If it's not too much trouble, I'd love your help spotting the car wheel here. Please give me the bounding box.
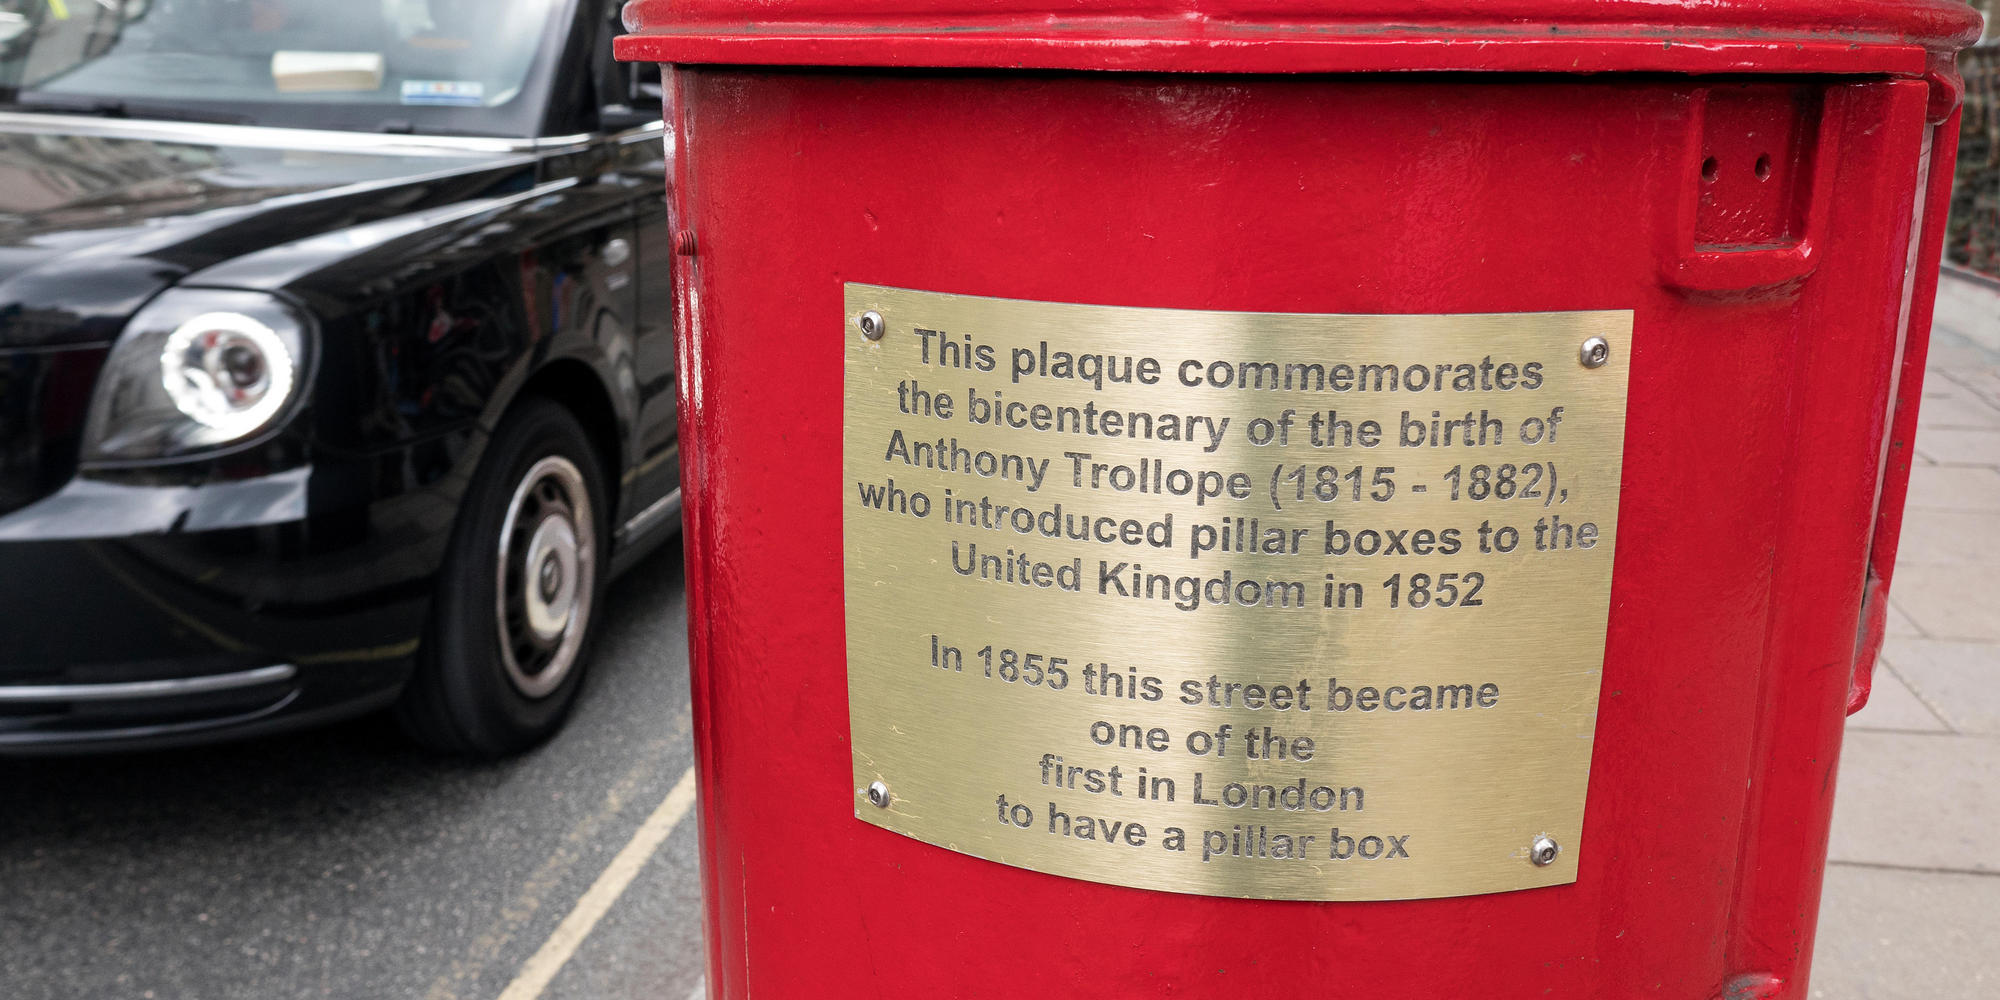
[398,398,609,756]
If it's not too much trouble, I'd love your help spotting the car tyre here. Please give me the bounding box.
[398,398,609,756]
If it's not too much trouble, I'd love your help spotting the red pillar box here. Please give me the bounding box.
[618,3,1980,997]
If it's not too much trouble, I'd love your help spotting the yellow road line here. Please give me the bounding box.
[495,767,698,1000]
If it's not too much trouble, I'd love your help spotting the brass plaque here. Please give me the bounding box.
[843,284,1630,901]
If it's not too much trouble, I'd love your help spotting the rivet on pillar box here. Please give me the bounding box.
[617,3,1982,998]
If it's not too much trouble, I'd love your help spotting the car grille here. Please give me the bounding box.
[0,345,107,518]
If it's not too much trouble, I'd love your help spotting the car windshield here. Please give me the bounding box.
[0,0,569,136]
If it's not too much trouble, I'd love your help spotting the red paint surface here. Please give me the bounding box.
[627,3,1973,996]
[617,0,1982,75]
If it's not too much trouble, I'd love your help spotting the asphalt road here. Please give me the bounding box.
[0,541,703,1000]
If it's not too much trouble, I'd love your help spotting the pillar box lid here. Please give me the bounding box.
[616,0,1983,76]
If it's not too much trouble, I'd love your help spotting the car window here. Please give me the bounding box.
[0,0,573,135]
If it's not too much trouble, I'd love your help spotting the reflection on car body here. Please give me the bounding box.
[0,0,679,754]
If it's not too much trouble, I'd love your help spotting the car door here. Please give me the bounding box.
[591,1,679,543]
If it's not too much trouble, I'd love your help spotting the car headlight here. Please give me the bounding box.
[84,290,313,462]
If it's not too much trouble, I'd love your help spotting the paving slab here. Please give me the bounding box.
[1916,380,2000,430]
[1892,511,2000,566]
[1931,271,2000,353]
[1883,599,1926,637]
[1913,427,2000,466]
[1880,564,2000,641]
[1903,465,2000,513]
[1878,637,2000,736]
[1924,338,2000,376]
[1827,730,2000,873]
[1809,865,2000,1000]
[1848,663,1950,733]
[1938,365,2000,411]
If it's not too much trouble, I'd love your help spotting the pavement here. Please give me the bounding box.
[1811,269,2000,1000]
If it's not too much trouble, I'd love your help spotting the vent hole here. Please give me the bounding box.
[1701,156,1719,182]
[1754,154,1772,180]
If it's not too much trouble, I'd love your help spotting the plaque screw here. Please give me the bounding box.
[1530,834,1561,866]
[866,780,891,808]
[858,311,886,341]
[1579,336,1610,369]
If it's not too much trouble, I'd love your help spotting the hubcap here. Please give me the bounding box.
[495,456,595,699]
[522,515,579,643]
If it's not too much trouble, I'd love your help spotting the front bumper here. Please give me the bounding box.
[0,466,447,752]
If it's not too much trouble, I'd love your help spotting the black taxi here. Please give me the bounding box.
[0,0,678,754]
